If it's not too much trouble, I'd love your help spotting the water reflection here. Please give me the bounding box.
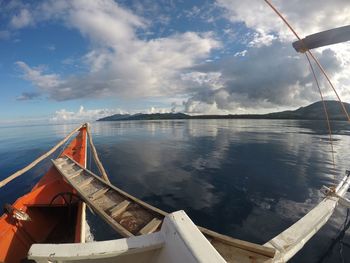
[89,120,350,262]
[0,119,349,262]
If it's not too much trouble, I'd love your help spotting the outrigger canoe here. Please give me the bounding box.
[0,125,88,263]
[0,124,277,262]
[2,1,350,261]
[0,123,350,263]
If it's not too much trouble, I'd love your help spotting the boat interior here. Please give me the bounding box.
[0,128,87,263]
[1,204,80,262]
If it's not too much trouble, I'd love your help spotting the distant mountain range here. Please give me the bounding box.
[97,100,350,121]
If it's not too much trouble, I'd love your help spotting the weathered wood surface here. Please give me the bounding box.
[199,226,275,259]
[139,218,162,235]
[52,156,164,237]
[52,155,275,262]
[293,25,350,53]
[109,200,130,217]
[86,123,110,183]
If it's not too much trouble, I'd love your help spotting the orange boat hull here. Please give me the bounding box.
[0,126,87,263]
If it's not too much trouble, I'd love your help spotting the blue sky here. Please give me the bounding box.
[1,0,350,123]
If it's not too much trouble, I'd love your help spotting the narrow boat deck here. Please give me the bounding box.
[52,155,276,262]
[52,156,166,237]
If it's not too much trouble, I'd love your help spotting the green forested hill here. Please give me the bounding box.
[98,101,350,121]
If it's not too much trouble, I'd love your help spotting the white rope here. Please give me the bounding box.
[0,123,84,189]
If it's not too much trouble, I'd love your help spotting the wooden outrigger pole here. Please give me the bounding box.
[262,1,350,261]
[265,172,350,262]
[0,123,110,189]
[0,124,85,189]
[293,25,350,53]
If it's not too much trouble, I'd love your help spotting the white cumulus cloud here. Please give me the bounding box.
[9,0,350,114]
[178,0,350,113]
[14,0,220,102]
[10,9,33,28]
[50,106,126,122]
[16,61,62,90]
[216,0,350,42]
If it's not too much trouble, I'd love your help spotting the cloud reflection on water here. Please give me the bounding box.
[0,120,345,261]
[88,120,350,261]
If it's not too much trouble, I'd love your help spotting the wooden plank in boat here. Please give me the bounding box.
[52,157,159,237]
[211,239,271,263]
[69,169,84,179]
[199,226,275,258]
[52,155,276,262]
[109,200,130,218]
[61,162,75,169]
[52,157,134,237]
[54,156,167,217]
[55,157,67,164]
[139,218,162,235]
[79,177,94,188]
[89,188,109,201]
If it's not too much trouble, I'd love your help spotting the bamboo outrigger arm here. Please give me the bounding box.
[0,123,111,189]
[85,123,110,183]
[0,123,85,189]
[293,25,350,53]
[265,171,350,262]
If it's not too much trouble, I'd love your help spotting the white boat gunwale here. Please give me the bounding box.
[51,155,277,262]
[265,172,350,262]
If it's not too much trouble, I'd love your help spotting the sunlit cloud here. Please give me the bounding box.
[50,105,127,122]
[4,0,350,116]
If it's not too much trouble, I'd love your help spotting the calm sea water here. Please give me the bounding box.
[1,119,350,262]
